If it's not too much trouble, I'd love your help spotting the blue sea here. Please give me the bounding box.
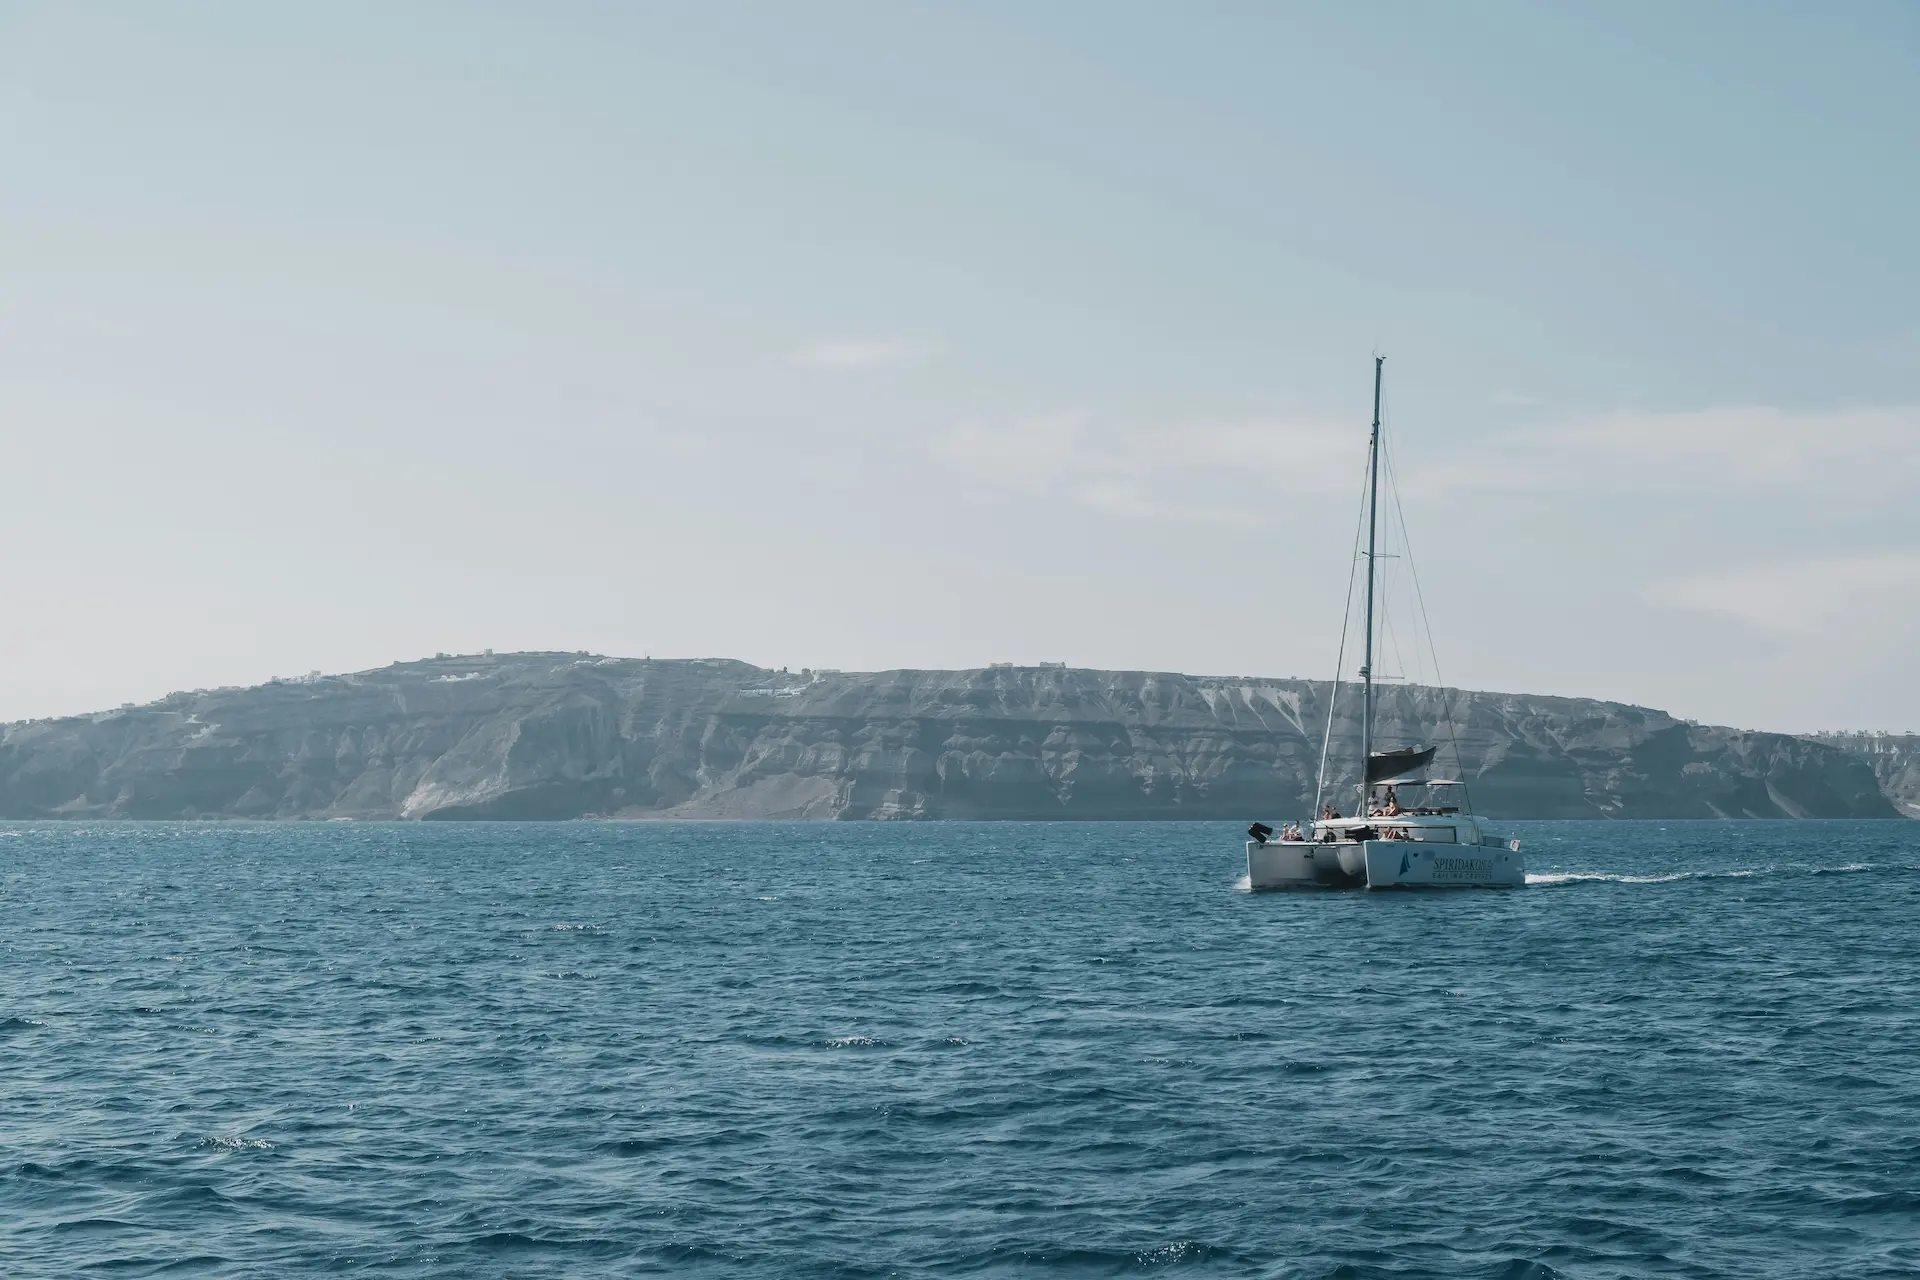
[3,821,1917,1278]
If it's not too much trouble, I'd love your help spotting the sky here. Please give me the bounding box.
[1,1,1916,732]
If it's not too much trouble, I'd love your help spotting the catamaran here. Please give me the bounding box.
[1246,358,1524,890]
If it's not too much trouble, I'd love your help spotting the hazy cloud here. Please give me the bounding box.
[1546,404,1918,489]
[1409,403,1920,497]
[787,339,927,370]
[932,411,1089,491]
[931,412,1361,526]
[1650,549,1920,635]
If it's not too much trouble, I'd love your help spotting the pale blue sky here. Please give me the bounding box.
[2,2,1916,730]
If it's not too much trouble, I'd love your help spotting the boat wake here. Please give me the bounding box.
[1527,863,1894,887]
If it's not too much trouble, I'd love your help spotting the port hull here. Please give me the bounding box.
[1246,840,1365,889]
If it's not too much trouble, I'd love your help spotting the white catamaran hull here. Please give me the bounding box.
[1362,841,1523,888]
[1246,840,1366,890]
[1247,839,1523,890]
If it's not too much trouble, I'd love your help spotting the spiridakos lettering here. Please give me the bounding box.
[1433,856,1491,879]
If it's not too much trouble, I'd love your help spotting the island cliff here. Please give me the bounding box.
[1801,733,1920,817]
[0,654,1901,821]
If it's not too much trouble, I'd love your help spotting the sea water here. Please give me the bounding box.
[2,820,1916,1278]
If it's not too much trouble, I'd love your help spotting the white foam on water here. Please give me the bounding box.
[205,1135,273,1151]
[1530,871,1674,885]
[1525,864,1894,887]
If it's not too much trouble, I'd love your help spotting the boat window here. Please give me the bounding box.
[1408,826,1457,843]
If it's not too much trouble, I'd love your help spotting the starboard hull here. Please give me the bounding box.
[1362,840,1524,888]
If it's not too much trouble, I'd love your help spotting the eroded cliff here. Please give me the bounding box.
[1802,733,1920,817]
[0,654,1901,821]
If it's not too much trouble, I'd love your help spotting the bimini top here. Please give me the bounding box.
[1365,745,1437,782]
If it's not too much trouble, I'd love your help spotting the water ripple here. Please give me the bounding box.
[2,819,1917,1276]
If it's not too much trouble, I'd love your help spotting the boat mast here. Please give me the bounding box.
[1360,356,1383,813]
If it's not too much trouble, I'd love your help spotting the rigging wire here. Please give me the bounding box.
[1313,425,1377,817]
[1373,421,1416,689]
[1379,554,1411,689]
[1379,424,1475,817]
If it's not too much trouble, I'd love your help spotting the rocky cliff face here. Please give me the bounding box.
[1802,733,1920,817]
[0,654,1902,821]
